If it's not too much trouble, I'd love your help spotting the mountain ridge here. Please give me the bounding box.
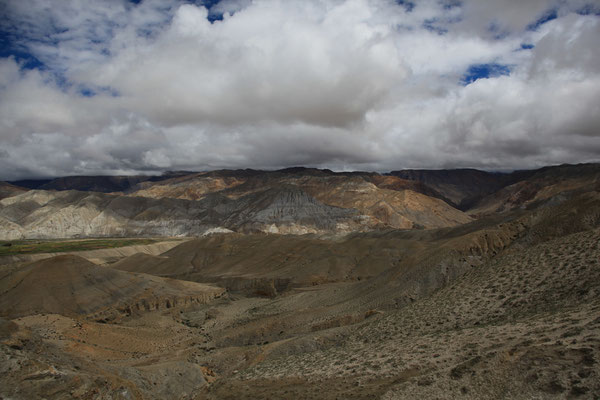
[2,163,597,239]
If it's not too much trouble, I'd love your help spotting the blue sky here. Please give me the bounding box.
[0,0,599,179]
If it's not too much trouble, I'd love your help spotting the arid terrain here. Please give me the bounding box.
[1,163,599,399]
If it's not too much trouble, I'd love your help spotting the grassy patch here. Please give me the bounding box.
[0,238,164,256]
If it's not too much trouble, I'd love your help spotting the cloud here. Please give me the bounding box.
[0,0,598,179]
[82,1,409,128]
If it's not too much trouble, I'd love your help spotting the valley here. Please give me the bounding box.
[0,163,599,399]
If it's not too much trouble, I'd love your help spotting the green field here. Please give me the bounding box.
[0,238,162,256]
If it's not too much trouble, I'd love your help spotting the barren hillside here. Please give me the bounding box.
[0,164,598,399]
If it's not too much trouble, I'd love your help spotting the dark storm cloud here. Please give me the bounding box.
[0,0,598,179]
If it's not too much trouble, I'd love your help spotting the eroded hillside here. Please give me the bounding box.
[1,164,599,399]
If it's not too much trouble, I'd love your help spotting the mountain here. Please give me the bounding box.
[6,178,53,189]
[294,175,472,229]
[0,186,369,239]
[0,190,210,240]
[3,164,597,240]
[2,182,597,399]
[111,232,401,296]
[9,171,192,193]
[1,163,599,399]
[387,168,521,208]
[387,163,599,212]
[126,169,473,229]
[467,163,600,216]
[0,181,28,200]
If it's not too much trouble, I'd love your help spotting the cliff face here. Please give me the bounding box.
[294,176,472,229]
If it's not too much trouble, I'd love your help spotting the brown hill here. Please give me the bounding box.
[0,254,224,320]
[109,186,600,399]
[112,233,403,296]
[112,186,600,300]
[0,181,28,200]
[299,176,472,228]
[9,164,596,238]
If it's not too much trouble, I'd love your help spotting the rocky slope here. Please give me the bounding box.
[300,176,472,229]
[126,169,473,230]
[0,186,368,239]
[212,227,600,399]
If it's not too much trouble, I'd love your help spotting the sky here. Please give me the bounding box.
[0,0,599,179]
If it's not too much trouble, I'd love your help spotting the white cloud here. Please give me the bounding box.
[0,0,598,179]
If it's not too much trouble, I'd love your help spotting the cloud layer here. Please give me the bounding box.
[0,0,599,179]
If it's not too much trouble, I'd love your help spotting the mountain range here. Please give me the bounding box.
[2,163,597,240]
[0,162,599,399]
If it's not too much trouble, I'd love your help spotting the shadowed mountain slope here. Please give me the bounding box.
[0,182,28,200]
[112,233,404,296]
[468,163,600,216]
[9,172,192,193]
[387,168,525,208]
[389,163,599,212]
